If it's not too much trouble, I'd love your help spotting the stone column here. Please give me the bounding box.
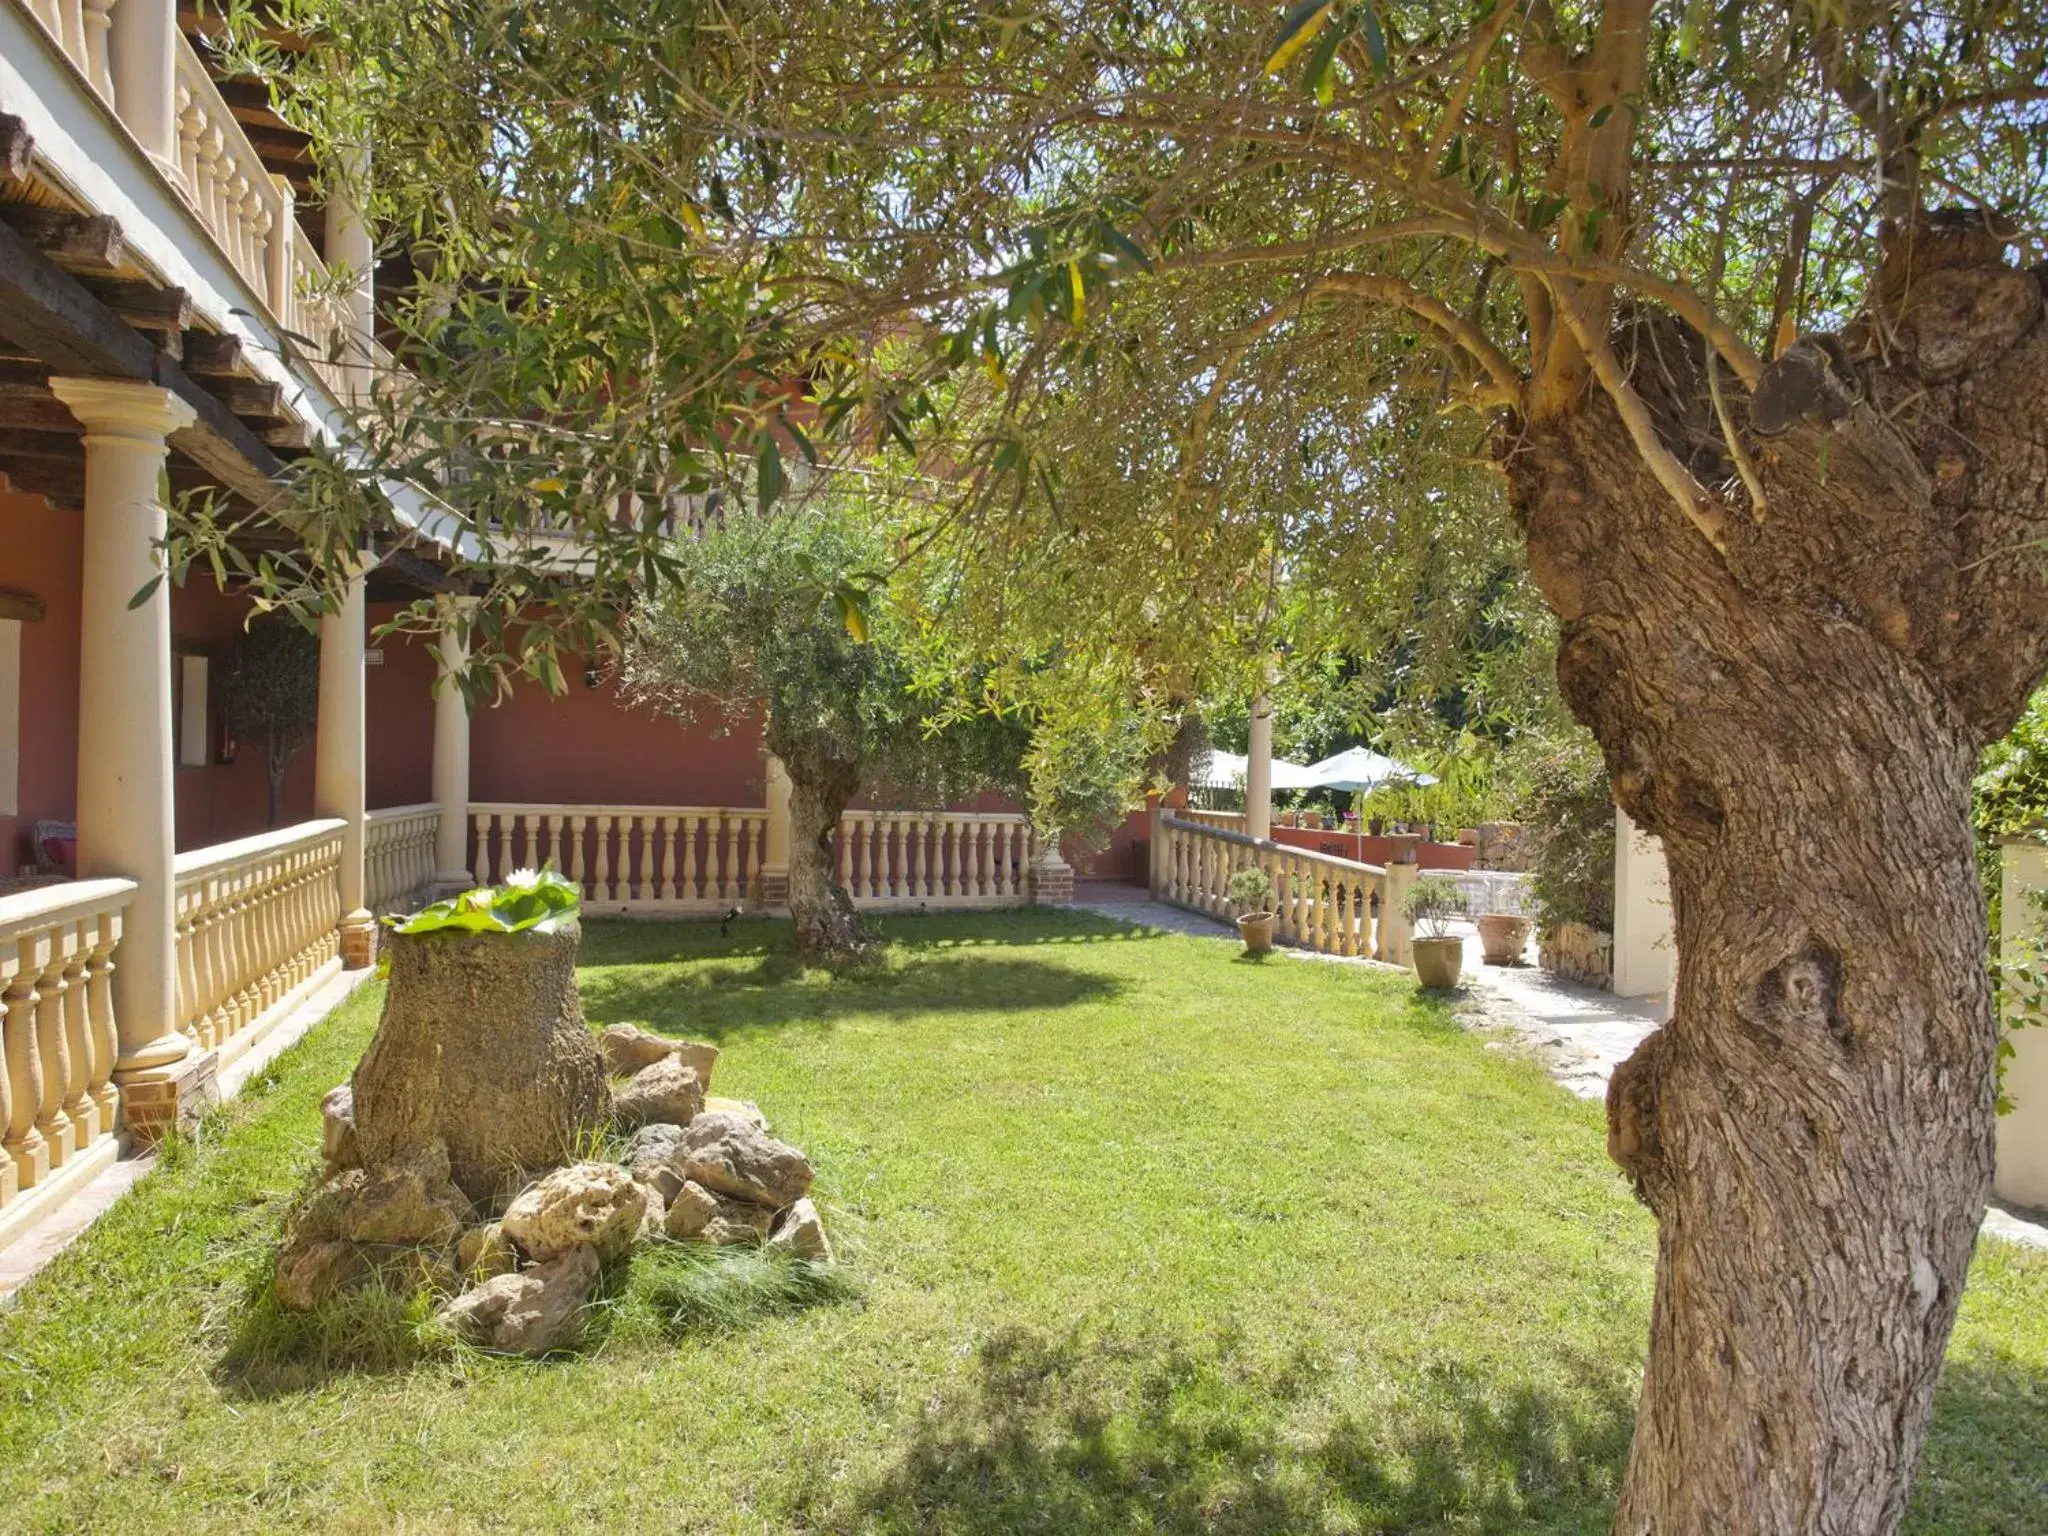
[1612,806,1675,1013]
[49,379,193,1081]
[1245,687,1274,841]
[316,554,375,967]
[430,596,474,895]
[107,0,177,167]
[325,145,376,397]
[759,754,791,906]
[1996,840,2048,1208]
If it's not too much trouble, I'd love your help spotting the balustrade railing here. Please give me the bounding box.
[24,1,115,104]
[173,820,343,1057]
[471,805,770,913]
[366,803,441,914]
[1181,808,1246,831]
[837,811,1033,908]
[1155,813,1413,964]
[0,879,132,1210]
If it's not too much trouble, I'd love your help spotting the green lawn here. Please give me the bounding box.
[1,910,2043,1533]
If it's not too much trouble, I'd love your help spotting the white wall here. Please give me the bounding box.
[1996,842,2048,1209]
[1612,806,1675,1015]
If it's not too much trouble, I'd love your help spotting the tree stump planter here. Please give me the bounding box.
[352,922,611,1207]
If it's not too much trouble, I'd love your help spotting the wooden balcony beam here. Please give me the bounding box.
[0,217,284,506]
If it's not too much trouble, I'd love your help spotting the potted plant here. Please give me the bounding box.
[1404,874,1469,989]
[1227,865,1279,954]
[1475,904,1534,966]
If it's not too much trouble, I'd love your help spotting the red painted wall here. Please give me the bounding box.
[1,491,81,876]
[169,578,317,850]
[365,605,436,809]
[468,662,769,808]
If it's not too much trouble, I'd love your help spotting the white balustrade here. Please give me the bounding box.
[365,804,442,914]
[1155,813,1410,963]
[173,820,344,1058]
[468,803,1036,914]
[170,42,298,313]
[0,878,134,1210]
[25,0,116,104]
[836,811,1033,908]
[470,805,771,914]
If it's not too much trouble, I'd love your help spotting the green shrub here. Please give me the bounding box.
[1226,865,1276,913]
[1516,741,1615,934]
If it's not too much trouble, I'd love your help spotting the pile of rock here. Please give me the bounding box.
[274,1020,831,1356]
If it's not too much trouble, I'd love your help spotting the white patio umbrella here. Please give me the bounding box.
[1299,746,1437,793]
[1197,749,1322,791]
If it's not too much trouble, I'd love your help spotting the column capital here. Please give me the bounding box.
[48,378,196,441]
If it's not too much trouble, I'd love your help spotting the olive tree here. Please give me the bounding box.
[218,617,321,828]
[619,507,1025,959]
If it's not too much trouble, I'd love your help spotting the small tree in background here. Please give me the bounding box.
[622,507,1025,962]
[218,617,321,828]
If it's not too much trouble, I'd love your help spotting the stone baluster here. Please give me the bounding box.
[0,949,32,1197]
[592,816,614,903]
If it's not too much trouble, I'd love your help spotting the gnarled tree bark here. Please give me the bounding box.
[773,735,869,962]
[1505,225,2048,1532]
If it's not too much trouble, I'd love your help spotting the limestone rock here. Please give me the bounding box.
[611,1054,705,1130]
[275,1237,365,1311]
[339,1141,471,1247]
[679,1111,814,1209]
[286,1167,365,1245]
[621,1123,689,1202]
[456,1222,519,1282]
[501,1161,647,1263]
[704,1095,768,1131]
[351,924,611,1205]
[662,1179,720,1240]
[768,1198,833,1262]
[662,1179,771,1245]
[634,1181,667,1244]
[599,1024,720,1088]
[437,1245,599,1355]
[321,1084,359,1170]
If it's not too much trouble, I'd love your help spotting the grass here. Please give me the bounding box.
[0,909,2040,1533]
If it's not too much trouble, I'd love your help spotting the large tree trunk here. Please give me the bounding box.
[779,743,868,962]
[1506,229,2048,1531]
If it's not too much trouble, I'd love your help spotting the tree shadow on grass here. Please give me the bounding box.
[580,951,1127,1043]
[823,1324,1635,1536]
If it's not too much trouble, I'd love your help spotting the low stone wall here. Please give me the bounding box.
[1540,922,1613,988]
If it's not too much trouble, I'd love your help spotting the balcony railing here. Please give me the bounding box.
[471,804,771,914]
[19,0,364,402]
[173,820,343,1060]
[0,878,134,1214]
[837,811,1033,907]
[1155,813,1414,964]
[365,803,441,914]
[469,803,1041,914]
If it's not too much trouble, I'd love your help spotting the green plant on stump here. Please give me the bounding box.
[1403,875,1468,940]
[387,868,582,936]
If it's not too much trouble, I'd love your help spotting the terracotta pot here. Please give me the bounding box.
[1237,913,1276,953]
[1476,913,1533,966]
[1411,934,1464,990]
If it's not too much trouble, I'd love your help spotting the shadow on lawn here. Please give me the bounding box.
[583,952,1126,1041]
[829,1324,1637,1535]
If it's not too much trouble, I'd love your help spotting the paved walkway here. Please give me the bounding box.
[1074,882,2048,1251]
